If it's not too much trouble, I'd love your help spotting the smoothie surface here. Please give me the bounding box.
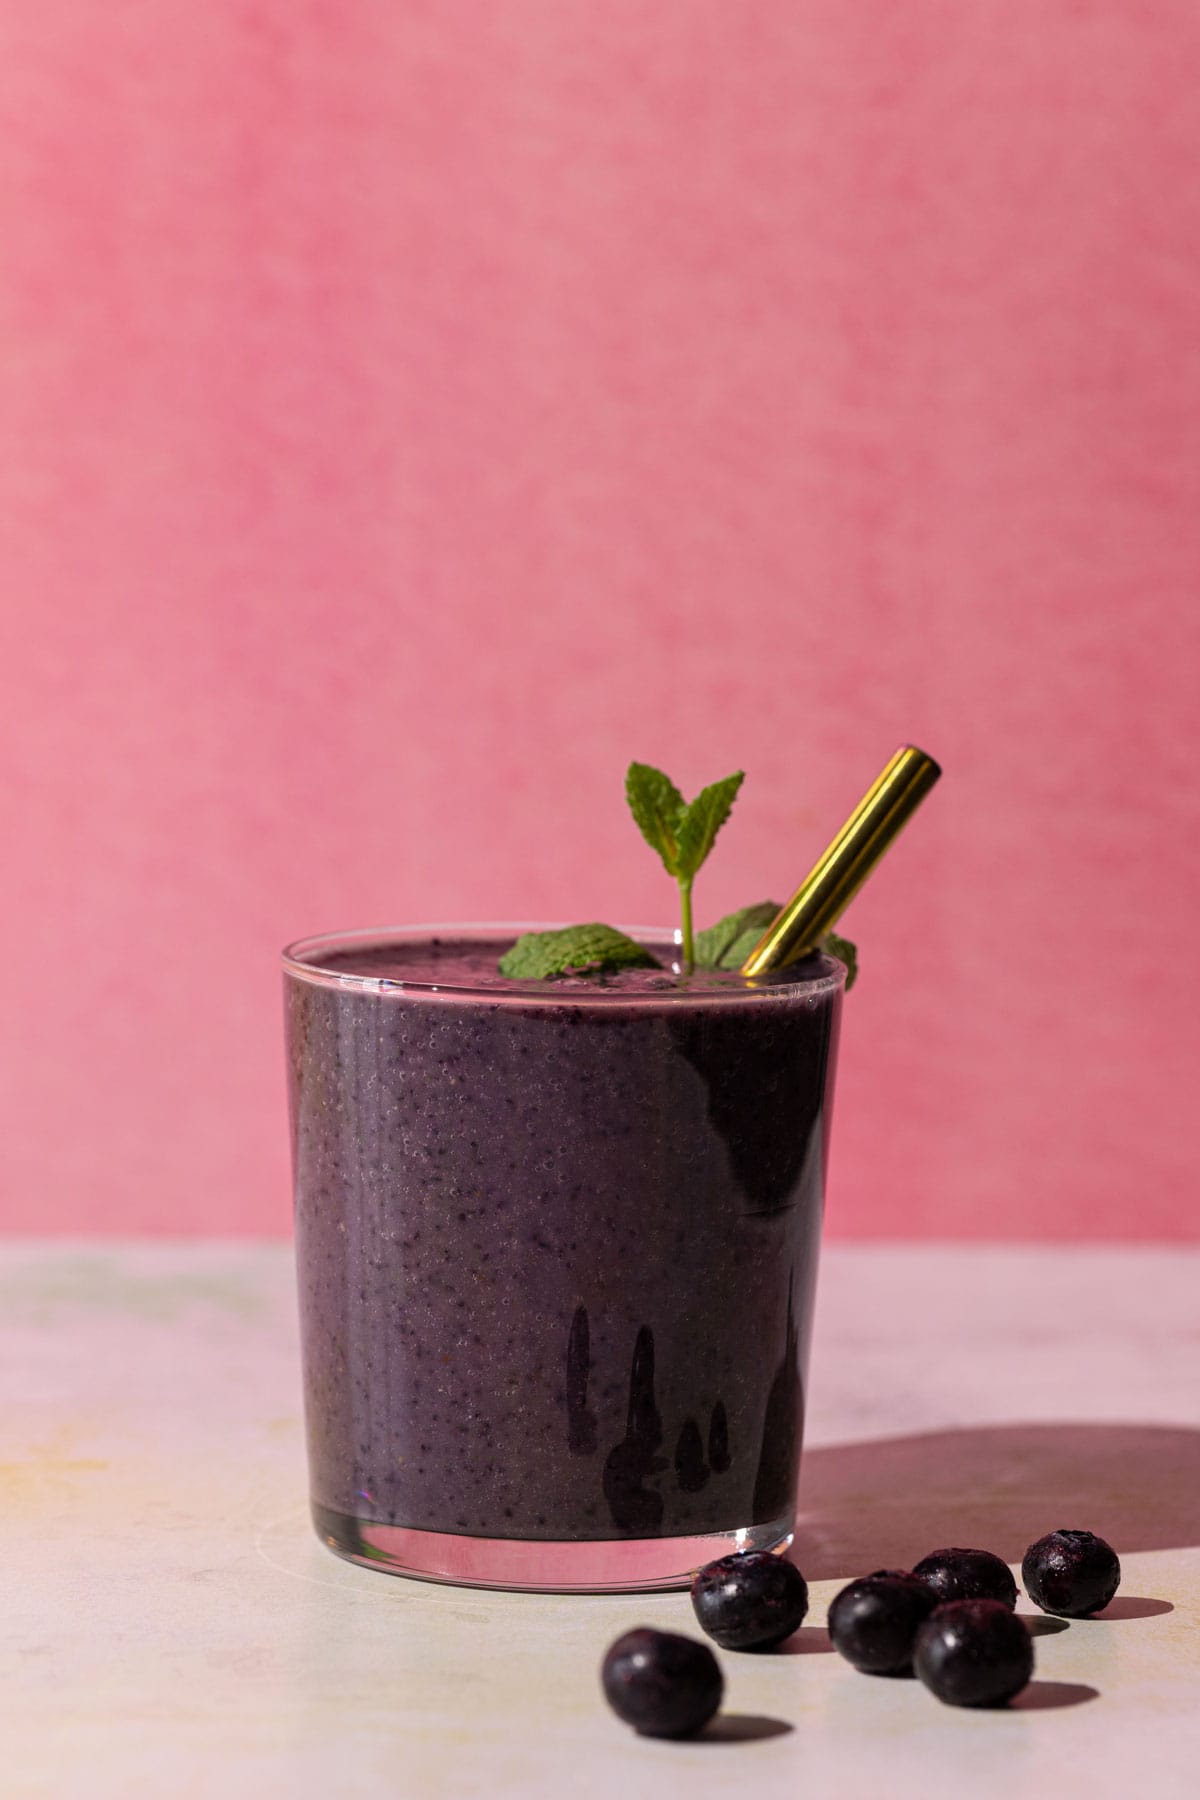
[290,932,841,999]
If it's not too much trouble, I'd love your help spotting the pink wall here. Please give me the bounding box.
[3,4,1198,1237]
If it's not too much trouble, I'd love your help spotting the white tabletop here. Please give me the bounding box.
[4,1243,1198,1799]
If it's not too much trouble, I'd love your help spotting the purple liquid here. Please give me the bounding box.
[285,933,842,1546]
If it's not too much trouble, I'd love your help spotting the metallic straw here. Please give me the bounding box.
[740,745,942,976]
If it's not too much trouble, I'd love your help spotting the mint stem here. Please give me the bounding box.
[678,878,695,970]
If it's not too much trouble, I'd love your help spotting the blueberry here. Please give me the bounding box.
[1022,1529,1121,1617]
[690,1550,809,1652]
[827,1569,938,1674]
[912,1546,1018,1609]
[600,1628,723,1738]
[914,1600,1034,1707]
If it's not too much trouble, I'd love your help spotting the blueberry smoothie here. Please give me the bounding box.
[284,928,843,1589]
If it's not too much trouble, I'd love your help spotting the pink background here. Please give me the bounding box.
[3,4,1198,1238]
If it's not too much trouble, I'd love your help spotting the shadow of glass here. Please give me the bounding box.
[796,1423,1200,1580]
[701,1713,794,1743]
[776,1624,833,1655]
[1010,1680,1100,1711]
[1093,1595,1174,1621]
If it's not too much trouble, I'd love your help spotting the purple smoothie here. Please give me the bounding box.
[284,929,843,1562]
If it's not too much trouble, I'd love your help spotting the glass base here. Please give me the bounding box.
[312,1502,794,1593]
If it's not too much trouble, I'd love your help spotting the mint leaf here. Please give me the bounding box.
[695,904,860,982]
[498,924,659,980]
[694,900,781,969]
[624,763,687,876]
[819,929,858,989]
[674,771,744,880]
[723,924,775,967]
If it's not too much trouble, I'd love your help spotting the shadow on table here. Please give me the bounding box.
[701,1713,793,1742]
[776,1624,834,1655]
[1010,1680,1099,1711]
[794,1422,1200,1581]
[1023,1615,1070,1637]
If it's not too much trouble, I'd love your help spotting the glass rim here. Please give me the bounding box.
[281,923,847,1007]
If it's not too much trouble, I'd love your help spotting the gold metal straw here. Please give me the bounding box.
[740,745,942,975]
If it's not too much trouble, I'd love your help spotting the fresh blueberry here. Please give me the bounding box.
[912,1546,1018,1609]
[691,1550,809,1651]
[914,1600,1034,1707]
[827,1570,938,1674]
[600,1627,723,1738]
[1022,1529,1121,1617]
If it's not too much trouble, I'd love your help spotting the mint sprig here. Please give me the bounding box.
[498,923,658,981]
[495,766,861,988]
[625,763,743,967]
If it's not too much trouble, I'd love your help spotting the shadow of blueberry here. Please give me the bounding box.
[1092,1595,1174,1621]
[1009,1680,1099,1711]
[775,1625,834,1656]
[1019,1614,1070,1638]
[700,1714,794,1743]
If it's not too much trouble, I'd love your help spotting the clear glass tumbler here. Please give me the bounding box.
[283,925,844,1592]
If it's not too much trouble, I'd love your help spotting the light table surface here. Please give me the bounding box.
[3,1243,1198,1798]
